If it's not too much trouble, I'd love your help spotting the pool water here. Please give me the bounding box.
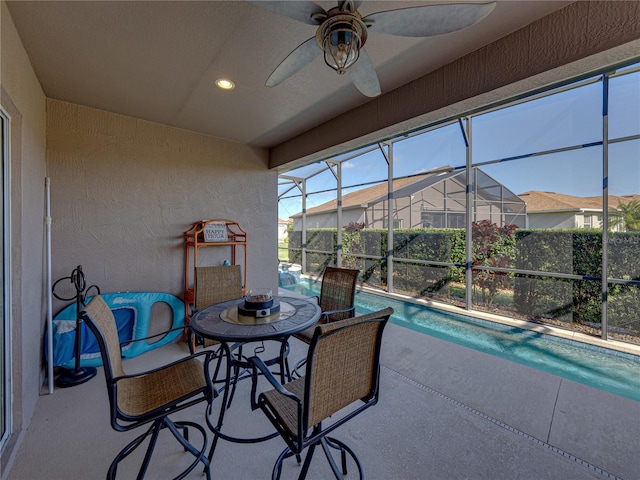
[282,279,640,403]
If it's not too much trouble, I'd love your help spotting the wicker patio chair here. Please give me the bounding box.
[292,266,359,376]
[250,307,393,480]
[80,295,216,480]
[189,265,243,352]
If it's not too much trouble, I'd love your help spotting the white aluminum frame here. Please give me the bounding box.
[0,107,12,453]
[278,59,640,342]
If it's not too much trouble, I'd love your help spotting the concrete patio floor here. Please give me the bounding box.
[5,306,640,479]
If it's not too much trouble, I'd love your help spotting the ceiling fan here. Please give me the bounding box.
[254,1,497,97]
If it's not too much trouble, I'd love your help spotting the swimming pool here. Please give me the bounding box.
[282,279,640,403]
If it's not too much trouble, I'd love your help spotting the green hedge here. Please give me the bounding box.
[288,227,640,331]
[513,230,603,323]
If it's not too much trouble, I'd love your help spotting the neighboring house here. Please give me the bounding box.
[519,191,604,229]
[519,191,640,230]
[291,167,526,230]
[277,218,291,242]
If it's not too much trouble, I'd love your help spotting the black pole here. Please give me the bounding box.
[53,265,98,388]
[72,267,85,374]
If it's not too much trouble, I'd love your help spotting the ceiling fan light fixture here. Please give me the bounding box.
[259,0,497,97]
[316,13,367,75]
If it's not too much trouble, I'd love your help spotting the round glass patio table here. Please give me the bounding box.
[189,295,321,461]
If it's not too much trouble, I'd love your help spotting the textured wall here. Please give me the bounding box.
[1,0,48,467]
[46,100,276,313]
[270,1,640,169]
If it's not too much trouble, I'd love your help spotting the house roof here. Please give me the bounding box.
[292,174,428,218]
[519,191,640,213]
[519,191,602,212]
[293,184,640,220]
[591,194,640,209]
[291,166,523,217]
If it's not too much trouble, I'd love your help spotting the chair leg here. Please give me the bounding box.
[187,330,196,354]
[226,345,244,408]
[107,417,210,480]
[178,424,189,449]
[297,442,318,480]
[269,445,314,480]
[165,419,211,480]
[136,420,163,480]
[108,421,158,480]
[320,438,345,480]
[323,436,364,480]
[284,357,292,382]
[270,437,361,480]
[325,437,347,474]
[272,447,293,480]
[210,348,224,392]
[206,342,235,464]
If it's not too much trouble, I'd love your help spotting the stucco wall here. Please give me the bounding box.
[1,0,48,470]
[2,0,277,468]
[46,99,276,314]
[528,212,577,229]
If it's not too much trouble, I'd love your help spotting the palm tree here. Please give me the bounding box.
[610,199,640,231]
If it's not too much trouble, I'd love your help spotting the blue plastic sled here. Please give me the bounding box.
[46,292,185,369]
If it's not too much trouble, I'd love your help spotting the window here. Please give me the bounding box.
[383,219,404,229]
[421,212,443,228]
[447,212,466,229]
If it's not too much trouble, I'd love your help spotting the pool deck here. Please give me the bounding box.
[5,292,640,479]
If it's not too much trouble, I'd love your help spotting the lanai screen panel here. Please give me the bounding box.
[418,174,467,228]
[364,168,525,229]
[474,169,526,227]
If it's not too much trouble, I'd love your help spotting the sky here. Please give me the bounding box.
[278,64,639,220]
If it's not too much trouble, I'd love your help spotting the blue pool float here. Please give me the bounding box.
[47,292,185,369]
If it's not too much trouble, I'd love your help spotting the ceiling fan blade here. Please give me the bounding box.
[250,1,326,26]
[266,36,322,87]
[363,2,496,37]
[338,1,363,12]
[348,48,381,97]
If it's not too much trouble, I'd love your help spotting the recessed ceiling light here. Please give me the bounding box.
[215,79,235,90]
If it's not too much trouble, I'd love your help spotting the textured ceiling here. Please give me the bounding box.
[7,1,573,149]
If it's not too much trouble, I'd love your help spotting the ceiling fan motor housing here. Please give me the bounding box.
[315,9,368,75]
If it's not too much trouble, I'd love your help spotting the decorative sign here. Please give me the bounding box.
[203,222,228,242]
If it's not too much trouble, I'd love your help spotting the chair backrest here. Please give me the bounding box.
[304,307,393,429]
[80,294,125,382]
[195,265,242,310]
[318,266,359,322]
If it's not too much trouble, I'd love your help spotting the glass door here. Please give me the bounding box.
[1,109,9,452]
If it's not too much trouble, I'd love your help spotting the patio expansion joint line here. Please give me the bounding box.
[547,378,563,444]
[382,366,623,480]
